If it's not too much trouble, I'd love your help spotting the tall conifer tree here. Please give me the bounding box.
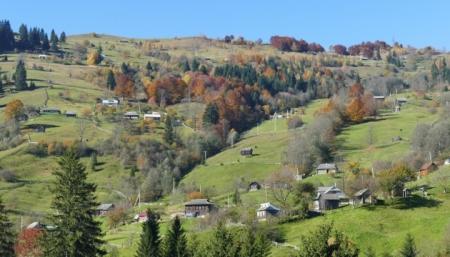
[136,209,161,257]
[0,198,15,257]
[164,216,189,257]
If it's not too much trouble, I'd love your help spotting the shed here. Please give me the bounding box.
[373,96,385,101]
[95,203,115,216]
[419,162,437,177]
[143,112,162,121]
[240,147,253,156]
[123,111,140,120]
[40,107,61,115]
[314,186,347,211]
[248,181,262,192]
[65,111,77,117]
[184,199,214,217]
[316,163,338,175]
[101,99,119,107]
[256,202,280,220]
[352,188,374,205]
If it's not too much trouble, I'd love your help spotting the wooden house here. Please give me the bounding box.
[351,188,374,205]
[144,112,162,121]
[419,162,437,177]
[184,199,215,217]
[123,111,140,120]
[316,163,338,175]
[248,181,262,192]
[95,203,115,216]
[65,111,77,117]
[256,202,280,220]
[314,186,347,211]
[101,99,119,107]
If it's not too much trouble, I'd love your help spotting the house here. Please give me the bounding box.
[373,96,385,101]
[95,203,115,216]
[123,111,140,120]
[314,186,347,211]
[248,181,262,192]
[65,111,77,117]
[101,99,119,107]
[419,162,438,177]
[352,188,374,205]
[316,163,338,175]
[38,54,48,59]
[184,199,214,217]
[240,147,253,156]
[40,107,61,115]
[256,202,280,220]
[143,112,162,121]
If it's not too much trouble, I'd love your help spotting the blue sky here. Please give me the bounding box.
[5,0,450,49]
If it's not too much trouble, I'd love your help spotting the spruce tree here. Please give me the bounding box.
[164,115,174,145]
[207,222,238,257]
[18,24,29,50]
[15,60,27,91]
[164,216,189,257]
[202,102,220,125]
[43,151,105,257]
[0,197,15,257]
[136,209,161,257]
[60,31,66,43]
[191,59,200,71]
[180,60,190,72]
[400,234,419,257]
[42,34,50,51]
[50,29,59,44]
[106,70,116,90]
[240,226,271,257]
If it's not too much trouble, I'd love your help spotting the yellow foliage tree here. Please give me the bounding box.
[4,99,24,121]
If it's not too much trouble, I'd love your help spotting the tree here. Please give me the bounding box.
[180,60,190,72]
[240,226,271,257]
[266,169,295,210]
[4,99,24,121]
[42,34,50,51]
[15,228,43,257]
[106,70,116,91]
[136,209,161,257]
[15,60,28,91]
[207,222,238,257]
[164,216,189,257]
[0,197,15,257]
[298,223,359,257]
[18,24,29,50]
[203,102,220,125]
[164,115,174,145]
[50,29,58,44]
[346,97,365,122]
[364,247,376,257]
[59,32,66,43]
[43,151,105,257]
[400,234,419,257]
[90,151,98,171]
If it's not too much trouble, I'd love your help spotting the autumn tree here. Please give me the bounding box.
[87,46,103,65]
[346,97,366,122]
[15,228,43,257]
[4,99,24,121]
[377,164,415,198]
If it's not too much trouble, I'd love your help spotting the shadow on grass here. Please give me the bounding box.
[393,195,441,209]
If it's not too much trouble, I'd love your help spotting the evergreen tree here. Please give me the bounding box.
[202,102,220,125]
[50,38,58,51]
[164,115,174,145]
[43,151,105,257]
[191,59,200,71]
[106,70,116,90]
[0,20,15,52]
[164,216,189,257]
[42,34,50,51]
[50,29,59,44]
[18,24,29,50]
[0,197,15,257]
[90,151,98,171]
[180,60,190,72]
[60,31,66,43]
[400,234,419,257]
[136,209,161,257]
[15,60,28,91]
[240,226,271,257]
[199,65,208,75]
[207,222,238,257]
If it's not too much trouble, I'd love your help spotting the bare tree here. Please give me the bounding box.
[266,168,295,210]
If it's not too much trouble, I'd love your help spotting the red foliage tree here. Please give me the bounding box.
[15,228,43,257]
[332,44,348,55]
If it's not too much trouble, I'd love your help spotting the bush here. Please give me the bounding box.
[287,116,304,129]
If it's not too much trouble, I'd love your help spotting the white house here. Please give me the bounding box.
[256,202,280,220]
[316,163,338,175]
[101,99,119,107]
[144,112,162,121]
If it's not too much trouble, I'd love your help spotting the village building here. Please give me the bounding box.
[184,199,215,217]
[316,163,338,175]
[240,147,253,157]
[351,188,374,205]
[248,181,262,192]
[314,185,347,211]
[256,202,280,220]
[143,112,162,121]
[95,203,115,216]
[396,97,408,106]
[373,95,385,101]
[26,221,46,230]
[419,162,438,177]
[65,111,77,117]
[40,107,61,115]
[123,111,140,120]
[101,99,119,107]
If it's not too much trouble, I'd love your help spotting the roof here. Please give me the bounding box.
[316,186,347,200]
[257,202,280,212]
[65,111,77,115]
[185,199,214,206]
[27,221,43,229]
[420,162,436,170]
[397,97,407,102]
[354,188,370,197]
[249,181,261,186]
[124,111,139,116]
[144,112,161,118]
[97,203,114,211]
[241,147,253,151]
[317,163,337,170]
[373,96,385,99]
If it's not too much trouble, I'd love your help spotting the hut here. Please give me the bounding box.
[316,163,338,175]
[314,186,347,211]
[184,199,215,217]
[240,147,253,157]
[248,181,262,192]
[256,202,280,220]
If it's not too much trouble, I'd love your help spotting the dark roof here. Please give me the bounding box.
[316,186,347,200]
[354,188,370,197]
[420,162,436,170]
[257,202,280,212]
[185,199,214,206]
[96,203,114,211]
[317,163,337,170]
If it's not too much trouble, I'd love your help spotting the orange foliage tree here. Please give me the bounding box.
[15,228,43,257]
[4,99,24,121]
[346,97,366,122]
[114,73,135,98]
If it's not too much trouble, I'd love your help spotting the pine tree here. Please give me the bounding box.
[180,60,190,72]
[18,24,29,50]
[107,70,116,90]
[164,216,189,257]
[0,198,15,257]
[400,234,419,257]
[60,31,66,43]
[50,39,58,51]
[50,29,59,44]
[43,151,105,257]
[240,226,271,257]
[202,102,220,125]
[191,59,200,71]
[136,209,161,257]
[15,60,28,91]
[42,34,50,51]
[164,115,174,145]
[207,222,238,257]
[90,151,98,171]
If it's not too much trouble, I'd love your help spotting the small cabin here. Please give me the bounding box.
[101,99,119,107]
[314,186,347,211]
[65,111,77,117]
[316,163,338,175]
[240,147,253,157]
[123,111,140,120]
[95,203,115,216]
[40,107,61,115]
[184,199,214,217]
[143,112,162,121]
[419,162,438,177]
[256,202,280,220]
[373,96,385,102]
[248,181,262,192]
[352,188,374,205]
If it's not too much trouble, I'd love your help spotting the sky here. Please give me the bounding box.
[5,0,450,49]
